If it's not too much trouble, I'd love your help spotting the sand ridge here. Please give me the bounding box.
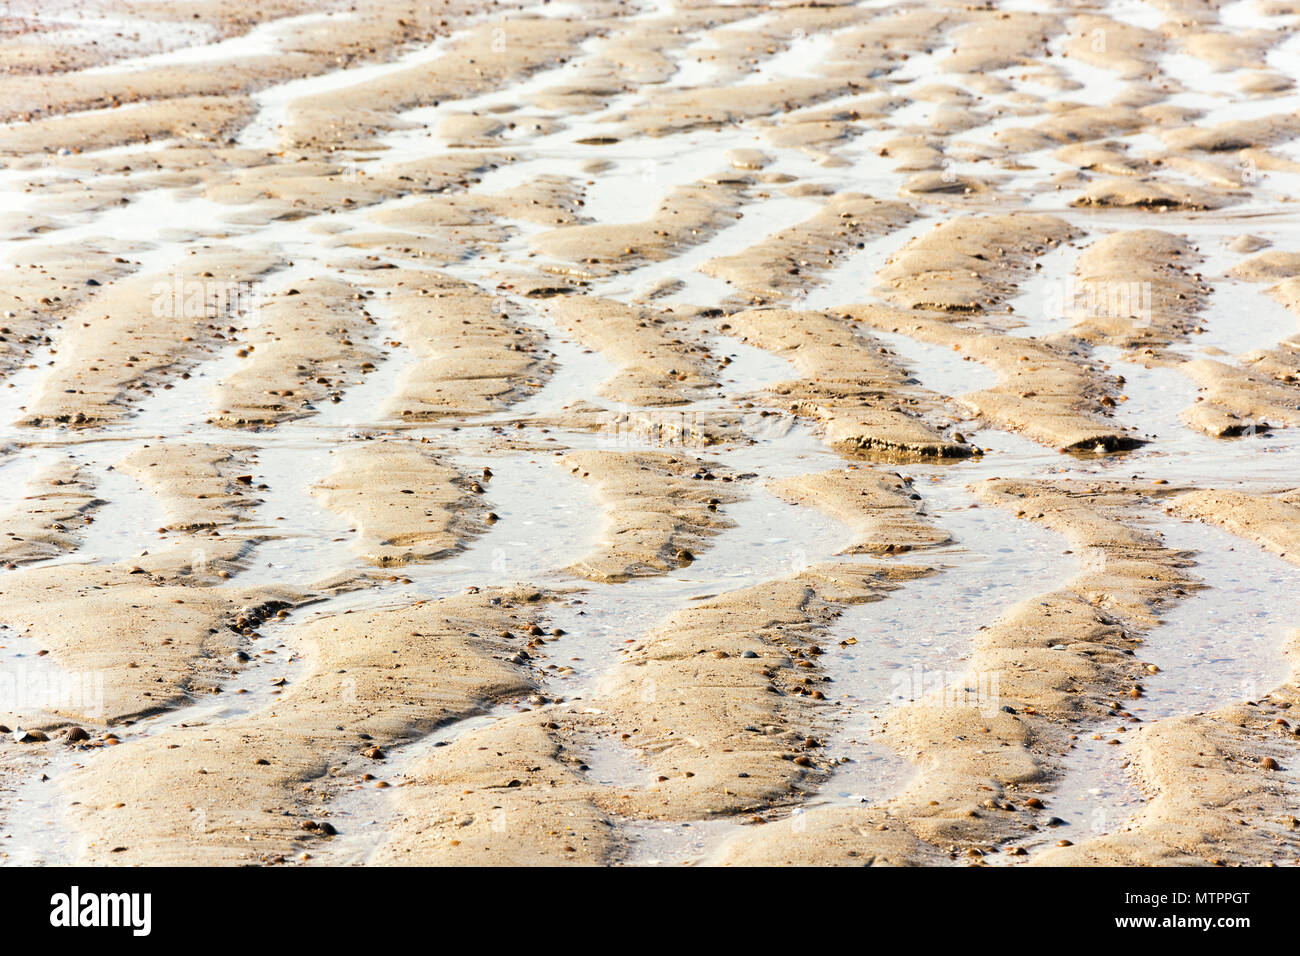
[1,0,1299,868]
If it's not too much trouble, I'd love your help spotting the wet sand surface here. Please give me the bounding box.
[1,0,1299,867]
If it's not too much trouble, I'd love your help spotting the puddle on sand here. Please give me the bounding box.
[571,473,1080,862]
[527,476,858,706]
[28,451,169,569]
[315,451,602,614]
[471,297,626,421]
[408,465,879,864]
[0,448,601,865]
[0,631,103,866]
[798,218,950,313]
[0,758,81,866]
[0,599,313,866]
[1007,513,1300,861]
[0,445,86,538]
[668,484,851,588]
[812,481,1074,809]
[1134,517,1299,721]
[1193,243,1300,359]
[1002,734,1146,863]
[871,328,998,400]
[591,189,823,306]
[507,334,622,419]
[241,442,358,590]
[1091,345,1300,486]
[237,28,459,151]
[711,334,801,395]
[141,611,314,739]
[1004,240,1083,341]
[615,818,738,866]
[427,453,599,586]
[322,712,505,866]
[307,291,420,432]
[0,628,102,732]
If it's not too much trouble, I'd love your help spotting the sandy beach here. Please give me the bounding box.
[0,0,1298,868]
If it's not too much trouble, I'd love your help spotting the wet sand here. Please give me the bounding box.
[1,0,1299,867]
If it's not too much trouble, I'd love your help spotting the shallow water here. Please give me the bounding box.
[1134,518,1298,720]
[2,0,1299,866]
